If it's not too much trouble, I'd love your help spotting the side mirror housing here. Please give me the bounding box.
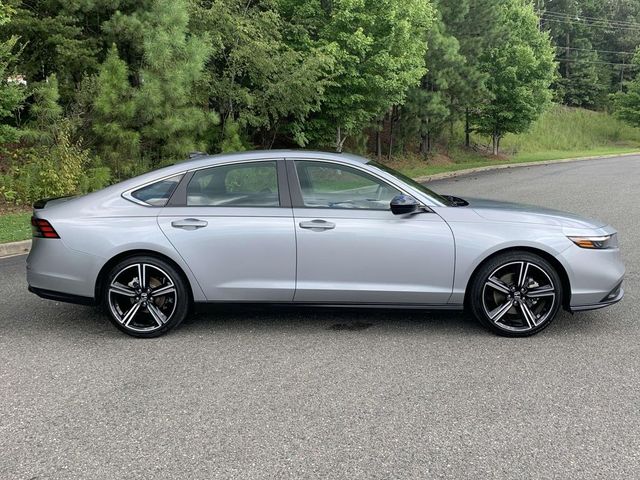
[390,194,420,215]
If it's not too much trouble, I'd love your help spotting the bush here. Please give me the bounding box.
[0,124,111,204]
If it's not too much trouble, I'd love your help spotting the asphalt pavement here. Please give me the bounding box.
[1,156,639,479]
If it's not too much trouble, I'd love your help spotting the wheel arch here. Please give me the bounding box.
[94,249,195,306]
[463,246,571,310]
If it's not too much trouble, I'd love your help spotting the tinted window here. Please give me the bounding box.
[187,161,279,207]
[295,161,400,210]
[131,175,183,206]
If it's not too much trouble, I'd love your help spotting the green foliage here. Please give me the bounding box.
[136,0,217,161]
[278,0,433,148]
[92,0,219,178]
[397,4,466,153]
[472,0,556,154]
[219,120,246,153]
[92,44,140,178]
[612,51,640,127]
[0,20,26,144]
[23,75,63,145]
[0,121,106,204]
[191,0,334,149]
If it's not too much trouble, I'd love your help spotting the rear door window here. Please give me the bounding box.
[187,161,279,207]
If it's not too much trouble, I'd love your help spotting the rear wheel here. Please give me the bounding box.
[469,251,563,337]
[103,255,189,337]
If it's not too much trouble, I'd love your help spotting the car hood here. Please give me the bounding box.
[461,197,607,229]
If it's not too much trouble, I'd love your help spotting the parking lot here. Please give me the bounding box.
[1,156,639,479]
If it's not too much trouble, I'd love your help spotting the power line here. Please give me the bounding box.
[540,17,640,32]
[540,11,640,29]
[555,58,638,67]
[560,47,637,56]
[541,11,640,27]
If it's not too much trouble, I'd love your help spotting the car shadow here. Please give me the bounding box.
[15,296,615,340]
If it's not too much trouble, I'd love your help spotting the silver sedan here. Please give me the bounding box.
[27,150,625,337]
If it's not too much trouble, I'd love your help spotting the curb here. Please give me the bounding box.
[0,239,31,258]
[414,151,640,183]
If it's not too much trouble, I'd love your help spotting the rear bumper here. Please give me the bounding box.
[28,285,96,306]
[26,237,104,298]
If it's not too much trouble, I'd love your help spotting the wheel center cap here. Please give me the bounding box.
[141,293,148,299]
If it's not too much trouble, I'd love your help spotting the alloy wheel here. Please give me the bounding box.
[107,263,178,333]
[481,261,557,333]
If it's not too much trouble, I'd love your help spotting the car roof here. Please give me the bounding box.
[181,150,369,169]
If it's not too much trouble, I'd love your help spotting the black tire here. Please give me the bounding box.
[103,255,190,338]
[468,251,563,337]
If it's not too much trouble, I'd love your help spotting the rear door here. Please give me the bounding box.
[158,159,296,302]
[289,159,455,304]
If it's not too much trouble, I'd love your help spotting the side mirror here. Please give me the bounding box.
[390,194,420,215]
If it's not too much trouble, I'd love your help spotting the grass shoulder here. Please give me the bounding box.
[0,211,31,244]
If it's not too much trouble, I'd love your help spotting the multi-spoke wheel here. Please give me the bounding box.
[103,256,189,337]
[469,251,563,336]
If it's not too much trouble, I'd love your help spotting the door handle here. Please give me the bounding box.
[171,218,208,230]
[299,219,336,231]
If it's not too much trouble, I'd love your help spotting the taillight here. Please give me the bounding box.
[31,217,60,239]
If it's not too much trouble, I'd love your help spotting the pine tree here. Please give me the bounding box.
[135,0,217,162]
[92,45,140,179]
[0,2,26,145]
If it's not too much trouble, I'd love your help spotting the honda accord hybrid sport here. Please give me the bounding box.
[26,150,624,337]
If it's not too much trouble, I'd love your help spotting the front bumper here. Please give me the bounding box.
[556,238,625,311]
[569,285,624,312]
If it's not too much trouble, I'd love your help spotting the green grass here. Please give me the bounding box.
[387,105,640,178]
[0,212,31,244]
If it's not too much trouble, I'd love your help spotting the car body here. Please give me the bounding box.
[27,150,625,337]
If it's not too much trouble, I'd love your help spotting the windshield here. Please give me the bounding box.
[367,161,453,206]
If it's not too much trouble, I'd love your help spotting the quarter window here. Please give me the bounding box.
[187,161,279,207]
[131,174,183,206]
[295,161,400,210]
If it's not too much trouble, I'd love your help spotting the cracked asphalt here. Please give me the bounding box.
[1,155,639,479]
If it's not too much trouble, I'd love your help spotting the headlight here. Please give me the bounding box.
[567,233,617,249]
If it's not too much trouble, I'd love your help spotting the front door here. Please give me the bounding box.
[290,160,455,304]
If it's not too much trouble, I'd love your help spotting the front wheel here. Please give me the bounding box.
[469,251,563,337]
[103,255,190,337]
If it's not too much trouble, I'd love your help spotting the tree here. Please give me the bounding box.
[472,0,556,155]
[0,0,101,103]
[397,5,466,154]
[91,0,217,176]
[0,2,26,145]
[92,45,140,178]
[278,0,433,150]
[190,0,334,149]
[612,50,640,127]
